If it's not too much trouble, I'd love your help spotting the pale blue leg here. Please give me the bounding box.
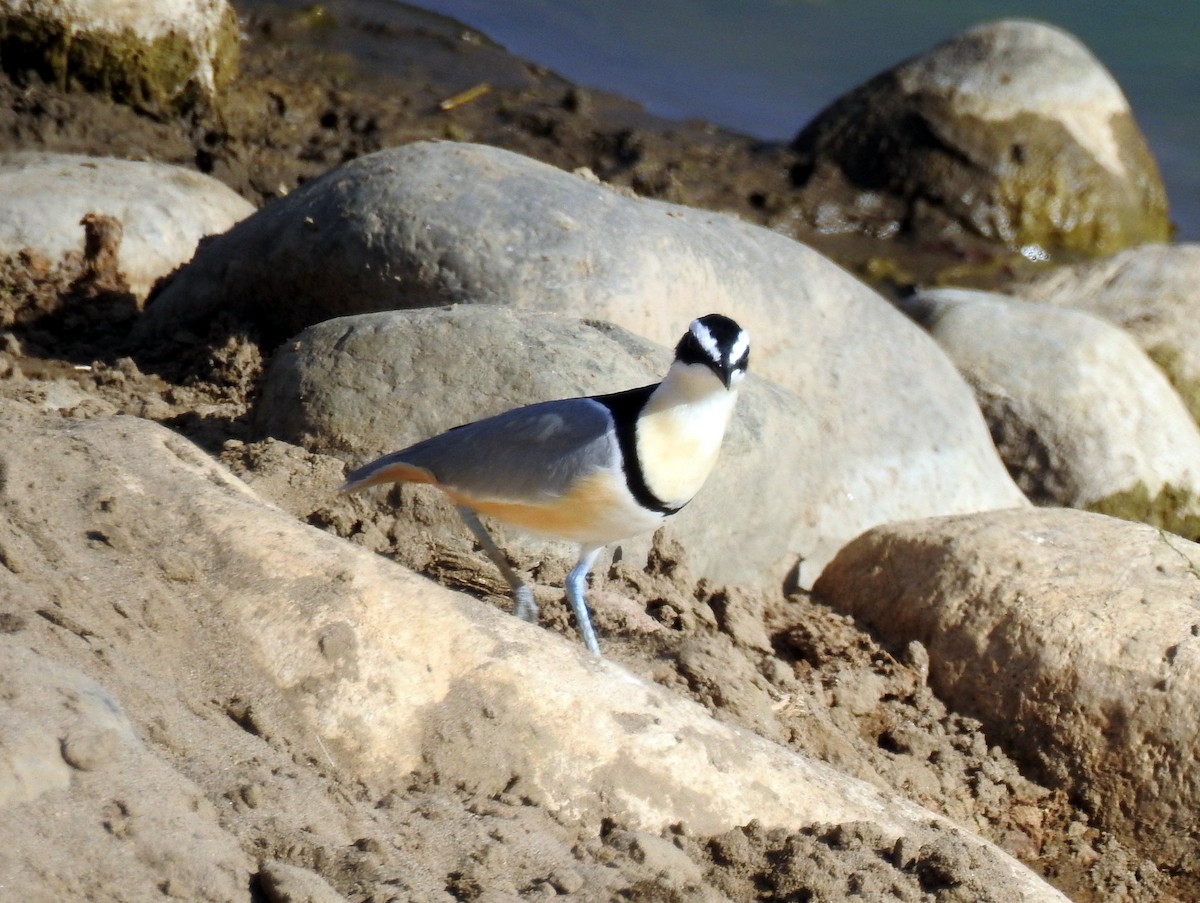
[456,506,537,622]
[566,545,604,656]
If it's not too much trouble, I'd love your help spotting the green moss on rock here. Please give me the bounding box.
[986,110,1171,255]
[790,72,1171,258]
[0,5,239,115]
[1145,344,1200,430]
[1086,482,1200,542]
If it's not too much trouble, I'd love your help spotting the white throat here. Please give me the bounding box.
[635,361,738,507]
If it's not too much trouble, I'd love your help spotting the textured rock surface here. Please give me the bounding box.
[256,305,1028,587]
[906,287,1200,533]
[0,8,1187,897]
[0,645,253,901]
[1017,242,1200,425]
[0,152,254,298]
[0,399,1069,901]
[790,19,1170,255]
[0,0,239,113]
[815,507,1200,871]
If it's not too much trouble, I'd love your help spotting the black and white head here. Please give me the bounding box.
[674,314,750,389]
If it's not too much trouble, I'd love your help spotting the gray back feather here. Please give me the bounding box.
[388,397,618,502]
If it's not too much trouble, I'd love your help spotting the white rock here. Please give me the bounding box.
[815,507,1200,870]
[907,287,1200,513]
[256,306,1027,587]
[895,19,1131,175]
[1018,243,1200,424]
[0,153,255,299]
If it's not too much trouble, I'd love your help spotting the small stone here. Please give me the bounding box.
[0,352,20,380]
[240,783,265,809]
[549,868,585,894]
[61,728,121,771]
[256,860,346,903]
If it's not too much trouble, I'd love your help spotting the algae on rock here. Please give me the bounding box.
[1086,482,1200,543]
[0,0,239,114]
[789,20,1171,259]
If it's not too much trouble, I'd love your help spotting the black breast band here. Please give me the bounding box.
[592,385,682,516]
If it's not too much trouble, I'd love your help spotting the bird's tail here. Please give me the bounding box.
[340,454,438,494]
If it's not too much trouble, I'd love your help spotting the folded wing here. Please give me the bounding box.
[341,397,620,505]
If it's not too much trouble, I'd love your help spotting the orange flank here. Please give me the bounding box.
[441,470,656,546]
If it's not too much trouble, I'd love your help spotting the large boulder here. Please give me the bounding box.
[0,153,255,299]
[0,0,239,113]
[905,287,1200,535]
[815,507,1200,872]
[138,140,956,395]
[1017,243,1200,425]
[256,305,1028,587]
[0,399,1069,901]
[136,140,1028,585]
[789,20,1170,256]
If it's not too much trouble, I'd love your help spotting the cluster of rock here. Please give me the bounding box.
[3,3,1198,899]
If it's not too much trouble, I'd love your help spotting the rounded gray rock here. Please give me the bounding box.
[1018,243,1200,426]
[815,507,1200,871]
[907,286,1200,527]
[135,140,967,397]
[137,140,1026,584]
[790,19,1169,255]
[256,305,1028,587]
[0,153,255,299]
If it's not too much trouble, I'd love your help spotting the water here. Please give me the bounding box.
[406,0,1200,240]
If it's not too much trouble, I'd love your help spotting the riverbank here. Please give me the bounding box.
[0,3,1190,901]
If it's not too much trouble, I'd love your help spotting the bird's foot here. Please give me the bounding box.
[567,547,604,656]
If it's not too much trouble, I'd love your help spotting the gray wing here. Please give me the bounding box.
[353,397,619,502]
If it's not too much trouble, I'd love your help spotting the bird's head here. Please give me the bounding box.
[674,313,750,390]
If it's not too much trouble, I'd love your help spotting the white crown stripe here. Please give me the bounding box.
[690,319,722,364]
[730,331,750,367]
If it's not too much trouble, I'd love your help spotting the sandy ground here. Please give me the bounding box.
[0,2,1182,900]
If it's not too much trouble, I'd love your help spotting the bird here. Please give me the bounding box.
[340,313,749,655]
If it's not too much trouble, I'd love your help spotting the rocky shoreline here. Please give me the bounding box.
[2,2,1198,901]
